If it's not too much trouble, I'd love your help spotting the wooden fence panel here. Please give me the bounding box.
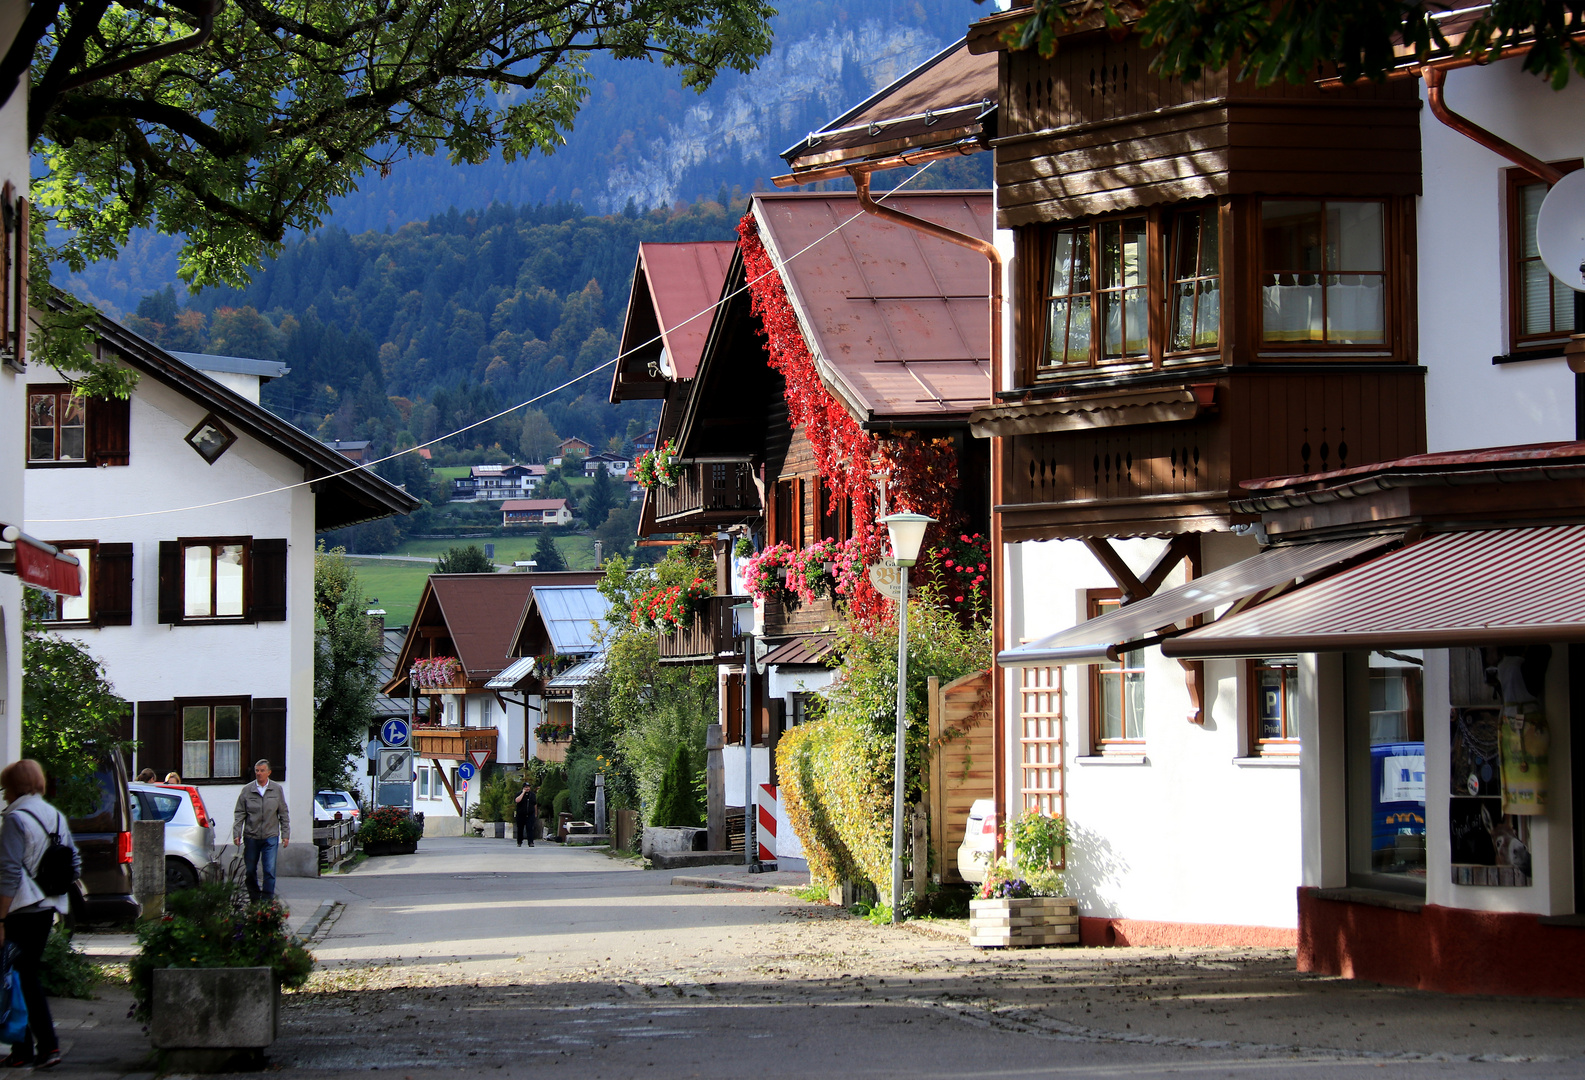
[928,670,994,883]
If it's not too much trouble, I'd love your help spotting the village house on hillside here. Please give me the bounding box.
[451,462,543,503]
[24,302,418,873]
[382,570,602,832]
[501,498,571,527]
[549,436,593,466]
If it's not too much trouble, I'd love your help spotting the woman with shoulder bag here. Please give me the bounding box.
[0,760,81,1070]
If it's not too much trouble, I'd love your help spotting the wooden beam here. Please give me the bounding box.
[432,758,463,815]
[1179,660,1206,725]
[1137,534,1199,599]
[1084,537,1146,600]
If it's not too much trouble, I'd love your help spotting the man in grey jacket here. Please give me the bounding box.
[233,759,290,901]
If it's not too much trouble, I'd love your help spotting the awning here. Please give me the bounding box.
[485,656,537,691]
[1162,524,1585,658]
[762,634,838,666]
[0,526,81,596]
[999,535,1393,667]
[546,656,604,697]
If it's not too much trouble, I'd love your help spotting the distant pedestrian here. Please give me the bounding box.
[0,759,80,1070]
[136,768,156,783]
[232,759,290,901]
[164,772,181,784]
[514,782,537,847]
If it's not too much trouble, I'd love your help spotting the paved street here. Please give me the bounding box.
[53,838,1585,1078]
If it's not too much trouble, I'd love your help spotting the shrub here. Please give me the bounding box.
[358,805,421,845]
[469,774,515,822]
[553,789,570,817]
[536,765,566,818]
[1006,808,1068,872]
[40,927,97,999]
[130,879,314,1021]
[649,744,702,827]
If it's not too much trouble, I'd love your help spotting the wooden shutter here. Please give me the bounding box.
[250,539,288,622]
[136,700,179,778]
[251,698,287,779]
[724,674,743,745]
[95,542,133,626]
[157,541,181,624]
[792,478,805,549]
[88,395,130,467]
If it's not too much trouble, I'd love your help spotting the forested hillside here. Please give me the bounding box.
[124,196,759,456]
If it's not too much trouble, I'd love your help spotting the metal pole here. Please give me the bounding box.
[891,565,909,923]
[743,632,756,868]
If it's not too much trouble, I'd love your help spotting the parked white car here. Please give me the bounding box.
[129,782,218,891]
[956,799,998,884]
[315,789,362,824]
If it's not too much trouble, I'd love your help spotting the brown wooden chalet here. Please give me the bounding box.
[382,571,602,799]
[959,9,1426,541]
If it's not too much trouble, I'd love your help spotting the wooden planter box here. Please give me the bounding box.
[363,839,418,856]
[969,896,1080,948]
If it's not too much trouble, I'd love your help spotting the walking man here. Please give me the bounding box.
[233,759,290,902]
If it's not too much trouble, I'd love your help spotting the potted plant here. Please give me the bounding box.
[739,543,799,608]
[535,719,570,743]
[969,810,1077,948]
[629,577,711,634]
[471,774,514,838]
[634,440,684,489]
[411,656,462,691]
[358,805,422,855]
[134,874,314,1070]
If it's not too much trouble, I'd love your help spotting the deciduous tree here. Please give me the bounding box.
[313,547,383,790]
[435,545,495,574]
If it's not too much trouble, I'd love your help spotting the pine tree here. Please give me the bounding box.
[533,533,567,572]
[649,744,701,828]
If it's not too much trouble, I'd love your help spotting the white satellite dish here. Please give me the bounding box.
[1536,170,1585,292]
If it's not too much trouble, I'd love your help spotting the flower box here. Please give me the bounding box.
[363,839,418,856]
[150,966,277,1071]
[968,896,1079,948]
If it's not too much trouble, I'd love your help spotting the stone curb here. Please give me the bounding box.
[670,874,805,893]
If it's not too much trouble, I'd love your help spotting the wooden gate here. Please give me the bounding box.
[927,670,994,883]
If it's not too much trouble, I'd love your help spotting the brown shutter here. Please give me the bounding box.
[95,542,133,626]
[724,674,743,745]
[157,541,181,624]
[136,700,179,778]
[250,539,288,622]
[250,698,287,779]
[88,395,131,467]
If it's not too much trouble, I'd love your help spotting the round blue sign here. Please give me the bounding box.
[381,719,410,748]
[457,761,476,782]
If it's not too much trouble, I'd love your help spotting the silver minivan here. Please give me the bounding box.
[129,782,218,891]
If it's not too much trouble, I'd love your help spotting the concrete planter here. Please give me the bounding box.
[363,840,418,856]
[640,825,705,859]
[968,896,1079,948]
[150,966,277,1071]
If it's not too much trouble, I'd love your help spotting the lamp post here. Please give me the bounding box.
[881,512,934,924]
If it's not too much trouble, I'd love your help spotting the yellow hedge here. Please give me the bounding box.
[778,714,892,891]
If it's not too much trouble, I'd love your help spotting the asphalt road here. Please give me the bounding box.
[53,838,1585,1079]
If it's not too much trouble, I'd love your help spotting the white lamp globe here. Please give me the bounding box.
[881,512,935,567]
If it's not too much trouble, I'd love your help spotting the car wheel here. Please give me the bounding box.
[165,857,200,892]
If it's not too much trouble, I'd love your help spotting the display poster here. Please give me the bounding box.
[1447,647,1544,887]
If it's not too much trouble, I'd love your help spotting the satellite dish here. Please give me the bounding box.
[1536,170,1585,292]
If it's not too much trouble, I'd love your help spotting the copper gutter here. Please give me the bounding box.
[771,137,985,188]
[1421,63,1564,183]
[848,167,1010,859]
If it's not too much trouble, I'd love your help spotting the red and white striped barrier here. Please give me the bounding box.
[757,783,777,863]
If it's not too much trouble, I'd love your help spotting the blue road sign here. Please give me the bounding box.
[458,761,476,782]
[381,718,410,747]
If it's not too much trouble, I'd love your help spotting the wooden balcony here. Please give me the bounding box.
[652,461,759,527]
[412,725,498,762]
[658,595,746,665]
[762,592,841,640]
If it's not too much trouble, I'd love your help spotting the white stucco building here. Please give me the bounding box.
[24,315,416,873]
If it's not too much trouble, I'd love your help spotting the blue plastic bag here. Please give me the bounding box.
[0,944,28,1045]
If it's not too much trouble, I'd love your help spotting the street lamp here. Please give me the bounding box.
[881,512,934,924]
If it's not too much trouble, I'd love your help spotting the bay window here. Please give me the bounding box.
[1260,200,1386,347]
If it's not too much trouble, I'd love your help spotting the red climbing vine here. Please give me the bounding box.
[737,213,975,628]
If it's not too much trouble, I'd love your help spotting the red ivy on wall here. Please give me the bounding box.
[737,214,970,627]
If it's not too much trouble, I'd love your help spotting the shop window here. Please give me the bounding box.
[1247,658,1299,754]
[1088,591,1144,749]
[1507,163,1584,355]
[157,537,287,624]
[1345,652,1426,893]
[25,384,131,467]
[1260,200,1386,347]
[1167,206,1220,353]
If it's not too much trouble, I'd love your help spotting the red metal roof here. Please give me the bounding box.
[752,191,994,420]
[1243,441,1585,493]
[643,242,736,380]
[1163,525,1585,656]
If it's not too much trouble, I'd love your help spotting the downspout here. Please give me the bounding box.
[1420,64,1564,184]
[849,168,1009,860]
